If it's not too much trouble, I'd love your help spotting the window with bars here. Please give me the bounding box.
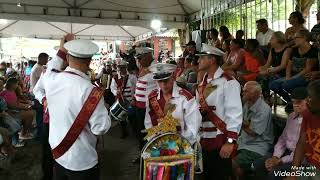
[199,0,319,39]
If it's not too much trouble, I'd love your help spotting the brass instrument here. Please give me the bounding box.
[100,74,112,89]
[88,69,96,81]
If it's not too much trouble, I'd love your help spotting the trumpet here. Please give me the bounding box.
[101,74,112,89]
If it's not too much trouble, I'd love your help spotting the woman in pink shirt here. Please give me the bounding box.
[0,77,34,140]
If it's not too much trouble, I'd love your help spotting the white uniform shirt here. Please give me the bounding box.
[256,29,274,46]
[134,72,157,108]
[196,67,243,139]
[110,73,137,102]
[30,63,45,92]
[33,53,111,171]
[145,83,202,144]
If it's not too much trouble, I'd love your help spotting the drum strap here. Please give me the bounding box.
[115,75,129,101]
[198,74,238,157]
[51,87,104,159]
[148,90,165,126]
[198,74,228,135]
[121,75,129,94]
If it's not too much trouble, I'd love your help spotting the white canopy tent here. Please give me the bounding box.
[0,0,201,40]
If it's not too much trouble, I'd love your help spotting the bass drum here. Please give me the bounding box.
[109,99,129,121]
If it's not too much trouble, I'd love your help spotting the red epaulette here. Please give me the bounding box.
[51,69,61,73]
[221,72,233,81]
[179,89,193,101]
[148,89,158,98]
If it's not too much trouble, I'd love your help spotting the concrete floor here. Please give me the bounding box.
[0,106,289,180]
[0,123,141,180]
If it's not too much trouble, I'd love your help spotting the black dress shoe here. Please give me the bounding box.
[120,129,128,139]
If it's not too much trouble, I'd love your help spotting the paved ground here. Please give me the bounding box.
[0,107,288,180]
[0,122,141,180]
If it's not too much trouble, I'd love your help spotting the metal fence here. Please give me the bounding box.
[199,0,319,39]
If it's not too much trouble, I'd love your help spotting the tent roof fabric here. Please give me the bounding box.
[0,0,200,40]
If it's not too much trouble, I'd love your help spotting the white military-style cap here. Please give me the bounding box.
[149,63,177,81]
[117,59,129,66]
[196,43,225,57]
[64,39,99,59]
[135,47,154,58]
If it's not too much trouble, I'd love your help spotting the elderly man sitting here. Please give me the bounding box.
[233,81,274,179]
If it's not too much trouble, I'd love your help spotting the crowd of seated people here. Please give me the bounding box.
[0,9,319,179]
[0,60,39,163]
[176,10,320,179]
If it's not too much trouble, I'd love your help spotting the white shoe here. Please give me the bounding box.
[19,133,34,140]
[14,141,25,148]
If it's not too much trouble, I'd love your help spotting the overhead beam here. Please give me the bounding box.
[118,26,134,37]
[0,33,134,41]
[46,22,69,33]
[177,0,188,15]
[0,2,186,16]
[0,13,186,29]
[61,0,73,7]
[77,0,94,8]
[0,20,19,32]
[74,24,96,34]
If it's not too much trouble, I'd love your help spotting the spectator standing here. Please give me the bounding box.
[30,53,48,93]
[285,11,307,44]
[256,19,274,58]
[256,19,274,47]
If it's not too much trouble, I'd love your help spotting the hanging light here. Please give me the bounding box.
[116,40,122,45]
[151,19,162,30]
[17,2,22,7]
[0,19,8,25]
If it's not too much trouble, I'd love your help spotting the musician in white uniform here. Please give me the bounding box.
[95,56,112,80]
[110,59,137,102]
[132,47,157,162]
[110,59,137,138]
[96,58,115,107]
[145,63,201,144]
[33,35,111,180]
[195,43,243,180]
